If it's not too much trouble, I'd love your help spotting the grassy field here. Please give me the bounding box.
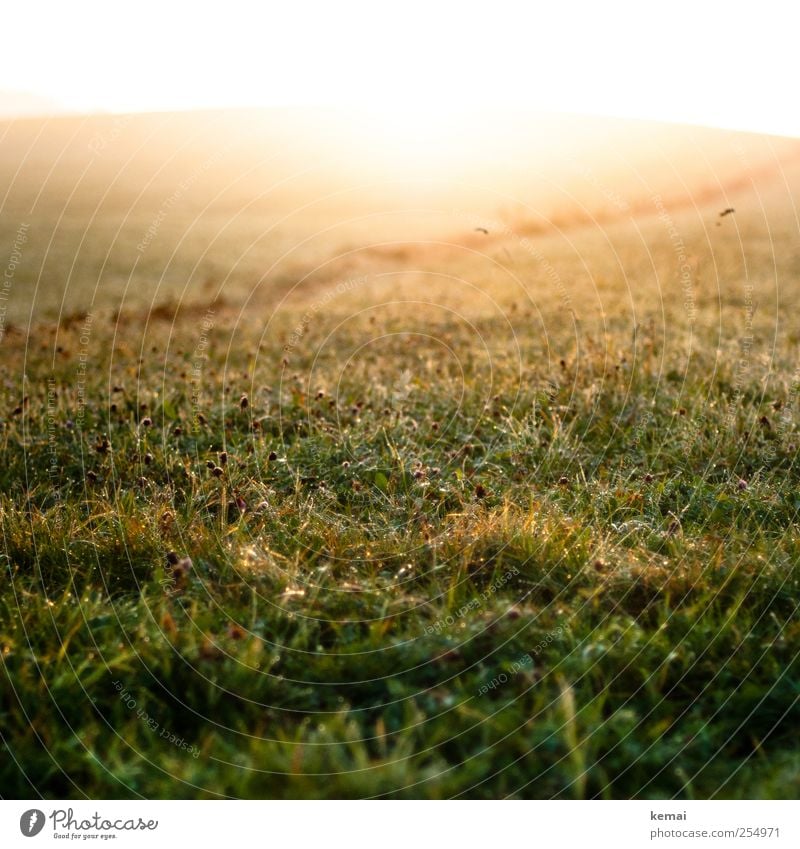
[1,111,799,798]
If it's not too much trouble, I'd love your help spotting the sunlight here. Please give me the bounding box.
[2,0,798,138]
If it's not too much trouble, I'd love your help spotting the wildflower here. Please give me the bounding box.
[199,640,221,661]
[227,623,246,640]
[172,556,193,582]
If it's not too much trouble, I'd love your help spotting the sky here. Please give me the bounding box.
[3,0,798,137]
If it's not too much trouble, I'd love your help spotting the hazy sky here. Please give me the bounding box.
[4,0,798,136]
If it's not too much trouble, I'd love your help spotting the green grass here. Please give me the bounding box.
[1,112,799,796]
[2,265,799,798]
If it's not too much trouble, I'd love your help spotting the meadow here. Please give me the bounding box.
[1,110,799,798]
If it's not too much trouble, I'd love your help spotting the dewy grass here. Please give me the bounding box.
[1,154,799,798]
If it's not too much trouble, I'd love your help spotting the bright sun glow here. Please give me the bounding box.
[2,0,798,138]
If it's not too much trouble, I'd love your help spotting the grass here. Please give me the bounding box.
[1,115,799,798]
